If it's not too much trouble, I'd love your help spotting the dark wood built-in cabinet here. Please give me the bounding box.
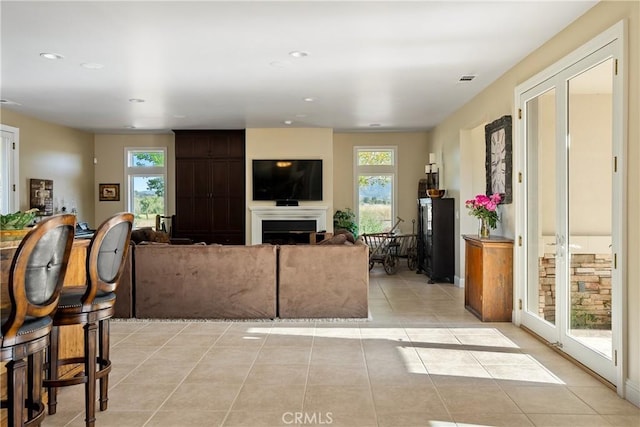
[417,197,454,283]
[173,130,245,244]
[463,235,514,322]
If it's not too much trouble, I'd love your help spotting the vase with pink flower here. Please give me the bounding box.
[465,193,501,238]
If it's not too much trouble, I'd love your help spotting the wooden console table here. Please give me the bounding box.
[463,235,514,322]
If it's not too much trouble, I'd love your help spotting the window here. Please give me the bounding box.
[125,148,166,229]
[354,147,397,233]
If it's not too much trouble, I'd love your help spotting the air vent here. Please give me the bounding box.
[459,75,476,82]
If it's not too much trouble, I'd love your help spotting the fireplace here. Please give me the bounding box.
[262,220,316,245]
[249,206,328,244]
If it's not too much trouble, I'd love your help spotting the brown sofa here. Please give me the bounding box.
[278,244,369,318]
[134,244,278,319]
[130,240,369,319]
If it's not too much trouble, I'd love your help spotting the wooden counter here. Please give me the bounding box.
[463,235,514,322]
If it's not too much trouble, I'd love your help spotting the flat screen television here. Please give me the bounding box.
[252,159,323,201]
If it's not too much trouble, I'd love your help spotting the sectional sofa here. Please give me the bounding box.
[116,241,369,319]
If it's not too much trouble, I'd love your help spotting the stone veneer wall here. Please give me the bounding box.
[538,253,612,329]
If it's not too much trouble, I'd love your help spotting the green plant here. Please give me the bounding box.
[0,208,38,229]
[333,208,358,237]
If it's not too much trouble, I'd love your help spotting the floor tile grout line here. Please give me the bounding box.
[218,321,273,427]
[140,321,232,426]
[299,321,316,415]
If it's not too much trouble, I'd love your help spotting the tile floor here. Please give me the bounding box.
[41,266,640,427]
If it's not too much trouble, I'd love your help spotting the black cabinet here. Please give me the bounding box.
[417,197,454,283]
[173,130,245,245]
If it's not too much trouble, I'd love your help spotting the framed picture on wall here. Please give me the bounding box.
[99,183,120,201]
[485,115,513,204]
[30,178,53,215]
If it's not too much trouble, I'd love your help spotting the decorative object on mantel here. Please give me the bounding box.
[485,115,513,204]
[465,193,501,238]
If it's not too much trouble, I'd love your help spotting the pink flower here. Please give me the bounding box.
[465,193,501,229]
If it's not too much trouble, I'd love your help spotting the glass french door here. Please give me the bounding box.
[520,39,621,384]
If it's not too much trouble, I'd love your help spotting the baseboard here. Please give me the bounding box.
[625,378,640,408]
[455,275,464,288]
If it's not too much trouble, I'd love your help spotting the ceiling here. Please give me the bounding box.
[0,1,597,134]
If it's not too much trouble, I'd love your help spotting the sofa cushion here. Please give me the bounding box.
[131,228,170,244]
[317,234,347,245]
[278,245,369,318]
[134,244,277,319]
[334,229,356,243]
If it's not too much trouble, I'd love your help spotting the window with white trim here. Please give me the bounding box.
[125,148,167,229]
[354,147,397,233]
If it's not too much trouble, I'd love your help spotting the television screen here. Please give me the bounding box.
[252,159,323,201]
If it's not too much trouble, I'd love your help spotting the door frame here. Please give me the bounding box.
[513,20,626,393]
[1,124,20,213]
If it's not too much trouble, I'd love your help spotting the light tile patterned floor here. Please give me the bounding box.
[41,267,640,427]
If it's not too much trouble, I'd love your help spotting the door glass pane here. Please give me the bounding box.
[567,59,613,359]
[358,175,392,233]
[131,175,165,228]
[526,88,557,325]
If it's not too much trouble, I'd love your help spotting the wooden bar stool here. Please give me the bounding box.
[1,214,76,427]
[44,213,133,427]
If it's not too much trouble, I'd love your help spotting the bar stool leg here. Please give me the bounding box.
[98,319,110,411]
[84,322,98,427]
[46,325,60,415]
[7,359,26,427]
[27,350,44,420]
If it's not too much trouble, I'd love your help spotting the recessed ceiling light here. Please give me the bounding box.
[0,99,21,105]
[283,120,293,125]
[81,62,104,70]
[124,125,137,129]
[459,75,476,82]
[40,52,64,60]
[128,98,145,103]
[289,51,309,58]
[303,97,315,102]
[369,123,382,127]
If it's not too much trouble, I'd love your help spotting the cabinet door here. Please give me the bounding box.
[211,159,244,233]
[431,198,454,281]
[175,131,212,158]
[175,159,213,235]
[465,241,484,317]
[424,199,433,274]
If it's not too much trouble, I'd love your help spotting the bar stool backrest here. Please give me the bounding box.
[81,212,133,308]
[1,214,76,345]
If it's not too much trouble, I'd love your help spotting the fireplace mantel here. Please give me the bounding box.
[250,206,328,244]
